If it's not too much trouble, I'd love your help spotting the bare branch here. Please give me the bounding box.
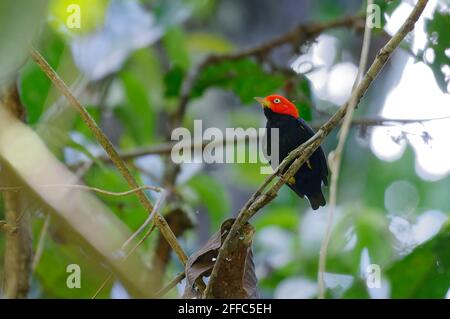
[31,214,51,271]
[204,0,429,299]
[171,15,364,124]
[91,224,158,299]
[122,190,168,249]
[65,114,450,170]
[92,190,168,298]
[29,49,190,271]
[153,272,186,298]
[0,220,17,234]
[1,83,32,299]
[1,184,163,196]
[318,0,374,299]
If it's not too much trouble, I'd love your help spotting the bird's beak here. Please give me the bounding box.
[254,97,270,108]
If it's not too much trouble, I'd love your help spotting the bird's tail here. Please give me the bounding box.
[308,192,326,210]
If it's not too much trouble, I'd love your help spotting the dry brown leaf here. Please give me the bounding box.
[183,218,258,299]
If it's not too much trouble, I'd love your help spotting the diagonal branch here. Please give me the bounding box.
[66,114,450,168]
[29,49,190,271]
[318,0,374,299]
[171,15,364,123]
[204,0,429,299]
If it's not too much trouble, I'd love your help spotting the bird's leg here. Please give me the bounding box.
[287,176,296,186]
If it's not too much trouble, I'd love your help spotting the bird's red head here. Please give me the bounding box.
[254,94,299,119]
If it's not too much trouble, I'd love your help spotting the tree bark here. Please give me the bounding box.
[1,83,32,299]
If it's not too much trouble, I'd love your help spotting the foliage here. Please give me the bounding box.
[423,9,450,93]
[0,0,449,300]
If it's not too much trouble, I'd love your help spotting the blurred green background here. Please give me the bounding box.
[0,0,449,299]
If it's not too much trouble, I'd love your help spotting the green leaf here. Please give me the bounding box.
[324,206,393,278]
[187,32,234,55]
[0,0,49,87]
[254,206,299,231]
[163,26,190,70]
[424,10,450,93]
[233,161,267,188]
[354,209,393,268]
[84,165,148,231]
[373,0,402,27]
[35,238,111,298]
[125,48,164,111]
[387,221,450,298]
[191,58,285,104]
[74,105,101,137]
[66,138,106,170]
[20,28,67,124]
[117,72,156,145]
[342,279,371,299]
[164,66,185,98]
[185,173,231,230]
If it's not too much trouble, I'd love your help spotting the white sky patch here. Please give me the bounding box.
[291,34,341,102]
[388,210,447,251]
[412,210,448,244]
[305,68,329,100]
[389,215,416,251]
[370,125,407,161]
[384,180,419,214]
[110,281,131,299]
[326,63,358,105]
[359,247,372,278]
[370,0,450,180]
[343,226,357,251]
[293,0,450,180]
[256,226,293,268]
[299,206,338,253]
[274,277,318,299]
[359,248,391,298]
[323,272,354,291]
[369,278,391,299]
[312,35,338,67]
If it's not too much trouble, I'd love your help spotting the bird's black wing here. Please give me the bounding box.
[297,118,329,185]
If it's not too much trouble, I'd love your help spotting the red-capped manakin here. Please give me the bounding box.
[255,95,328,210]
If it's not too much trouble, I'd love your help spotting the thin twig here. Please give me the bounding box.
[171,15,364,123]
[91,273,114,299]
[32,214,51,271]
[92,192,166,298]
[91,224,157,299]
[67,114,450,169]
[0,220,17,234]
[43,184,163,196]
[204,0,429,298]
[122,190,168,249]
[0,184,163,196]
[153,272,186,298]
[30,48,190,269]
[318,0,374,299]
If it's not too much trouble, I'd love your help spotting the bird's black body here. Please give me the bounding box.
[264,108,328,210]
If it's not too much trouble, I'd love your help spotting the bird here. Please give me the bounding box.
[255,94,328,210]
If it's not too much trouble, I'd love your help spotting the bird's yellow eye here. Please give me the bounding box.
[274,98,281,104]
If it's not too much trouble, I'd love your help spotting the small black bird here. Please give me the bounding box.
[255,95,328,210]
